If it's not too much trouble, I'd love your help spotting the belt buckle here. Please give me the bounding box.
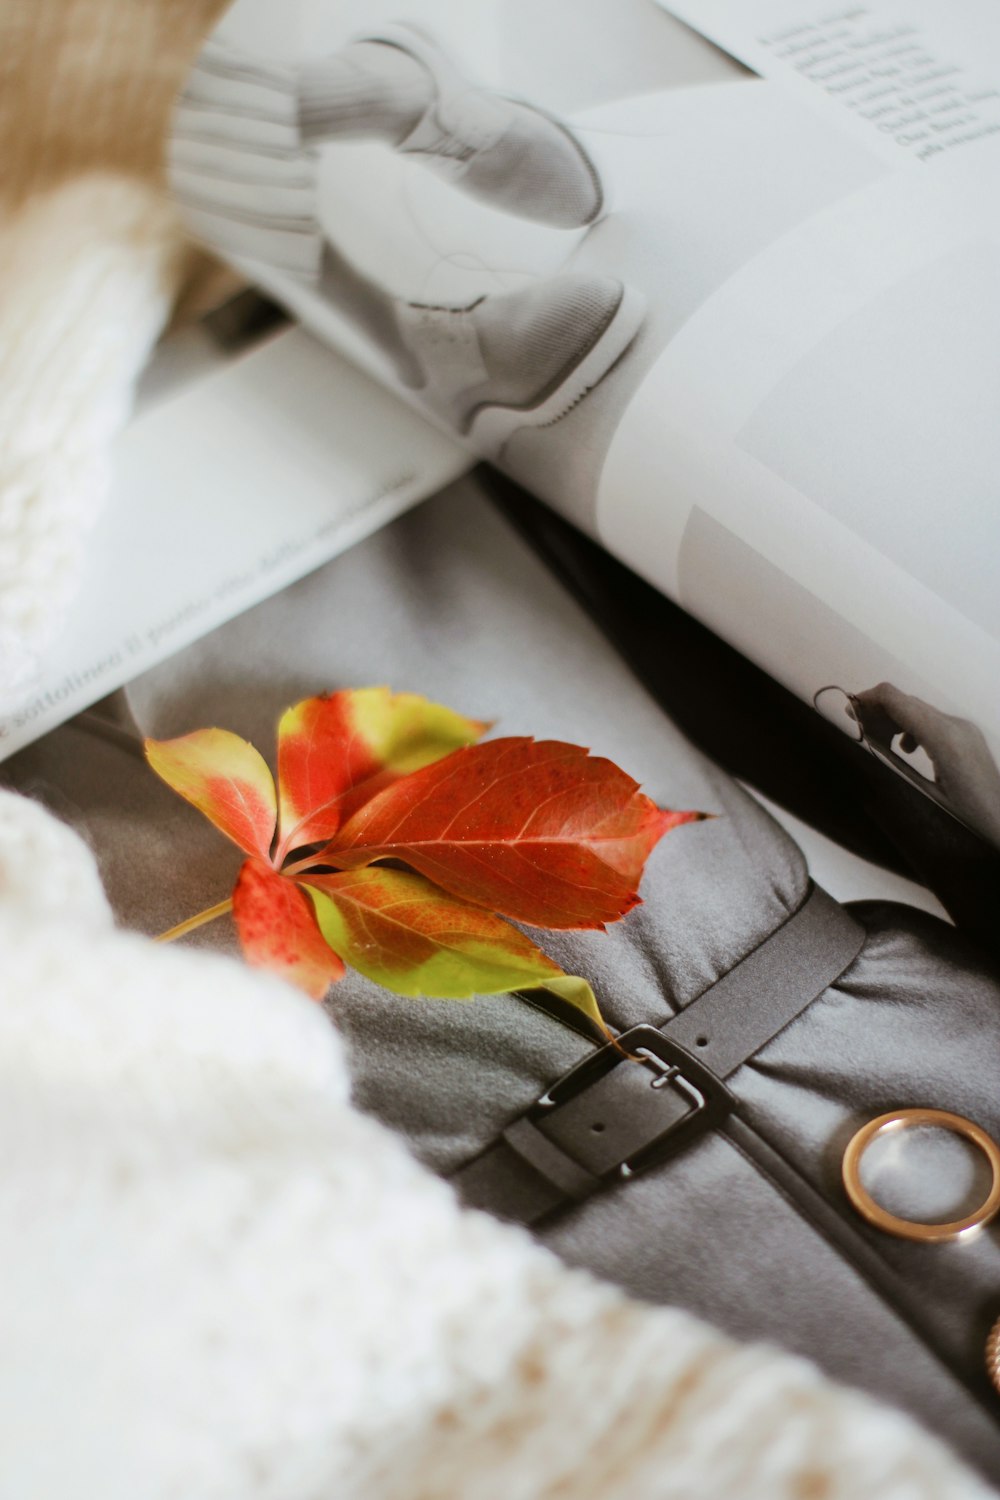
[534,1023,732,1180]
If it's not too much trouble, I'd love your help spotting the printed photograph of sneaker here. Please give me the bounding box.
[394,274,646,457]
[167,26,639,466]
[299,21,604,229]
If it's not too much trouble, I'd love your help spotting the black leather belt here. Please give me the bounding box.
[451,884,865,1226]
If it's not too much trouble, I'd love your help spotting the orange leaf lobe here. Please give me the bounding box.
[233,859,344,999]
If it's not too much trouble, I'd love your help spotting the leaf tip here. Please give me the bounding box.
[539,973,608,1037]
[654,806,713,835]
[143,734,173,768]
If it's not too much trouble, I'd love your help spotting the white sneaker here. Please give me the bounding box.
[362,22,604,229]
[396,275,646,457]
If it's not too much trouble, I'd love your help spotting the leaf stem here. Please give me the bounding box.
[281,853,326,878]
[154,897,233,944]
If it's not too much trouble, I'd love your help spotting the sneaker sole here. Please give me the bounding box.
[467,283,647,460]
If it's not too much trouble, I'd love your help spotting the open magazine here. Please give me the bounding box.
[158,0,1000,851]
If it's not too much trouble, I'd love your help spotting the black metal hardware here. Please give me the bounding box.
[531,1023,732,1180]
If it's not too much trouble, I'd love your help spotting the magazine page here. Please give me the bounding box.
[170,0,1000,846]
[599,133,1000,847]
[657,0,1000,167]
[0,328,466,761]
[170,0,880,535]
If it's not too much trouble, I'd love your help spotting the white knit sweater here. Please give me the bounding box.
[0,787,988,1500]
[0,178,180,689]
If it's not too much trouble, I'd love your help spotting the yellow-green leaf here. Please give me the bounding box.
[145,728,277,859]
[302,866,604,1027]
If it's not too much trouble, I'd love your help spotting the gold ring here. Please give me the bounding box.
[987,1315,1000,1397]
[842,1108,1000,1244]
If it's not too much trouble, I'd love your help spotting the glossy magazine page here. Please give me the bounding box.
[169,0,1000,847]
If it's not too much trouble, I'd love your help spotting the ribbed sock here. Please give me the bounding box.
[298,43,432,147]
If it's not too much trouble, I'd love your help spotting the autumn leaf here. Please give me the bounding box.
[232,859,345,999]
[304,867,603,1028]
[321,737,703,929]
[145,728,276,859]
[149,691,707,1030]
[275,686,487,860]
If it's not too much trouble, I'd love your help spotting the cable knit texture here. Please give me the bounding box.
[0,0,227,698]
[0,787,990,1499]
[0,178,183,689]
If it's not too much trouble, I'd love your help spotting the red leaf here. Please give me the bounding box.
[145,729,277,860]
[275,687,487,859]
[322,737,703,929]
[232,859,345,999]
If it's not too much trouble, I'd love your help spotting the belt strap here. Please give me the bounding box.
[451,884,865,1226]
